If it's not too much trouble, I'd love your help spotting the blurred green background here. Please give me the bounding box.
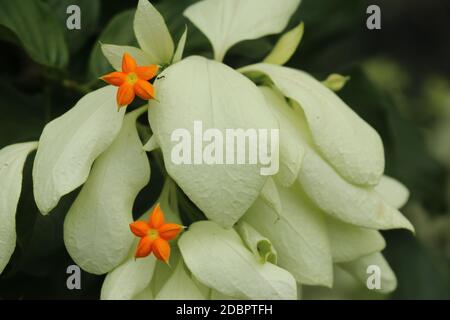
[0,0,449,299]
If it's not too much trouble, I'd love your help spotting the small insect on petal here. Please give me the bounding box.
[135,236,153,258]
[122,52,137,73]
[129,221,150,237]
[149,204,165,229]
[158,223,183,241]
[117,83,135,106]
[101,71,126,86]
[134,79,155,100]
[152,238,170,263]
[135,65,159,81]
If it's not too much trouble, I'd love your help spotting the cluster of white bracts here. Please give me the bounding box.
[0,0,413,300]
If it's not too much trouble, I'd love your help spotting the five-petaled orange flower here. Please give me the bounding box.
[101,52,158,107]
[129,204,183,263]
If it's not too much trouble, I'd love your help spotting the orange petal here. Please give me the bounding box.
[129,221,150,237]
[122,52,136,73]
[158,223,183,241]
[135,65,159,80]
[135,236,153,258]
[100,71,126,86]
[149,204,164,229]
[152,238,170,263]
[117,83,135,106]
[134,80,155,100]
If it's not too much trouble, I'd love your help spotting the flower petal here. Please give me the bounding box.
[130,221,151,238]
[101,71,126,86]
[152,238,170,263]
[117,83,135,106]
[158,223,183,241]
[375,175,410,209]
[122,52,136,73]
[0,142,38,274]
[136,236,154,258]
[149,204,165,229]
[134,79,155,100]
[135,65,159,80]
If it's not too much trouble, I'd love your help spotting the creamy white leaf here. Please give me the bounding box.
[242,64,385,186]
[64,107,150,275]
[155,260,205,300]
[375,175,410,209]
[298,150,414,231]
[243,184,333,286]
[33,86,125,214]
[339,252,397,294]
[101,250,156,300]
[101,44,156,71]
[0,142,37,273]
[148,56,277,227]
[259,86,304,187]
[134,0,174,65]
[179,221,297,299]
[184,0,301,61]
[326,216,386,263]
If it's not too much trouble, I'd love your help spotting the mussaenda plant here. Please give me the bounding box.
[0,0,413,299]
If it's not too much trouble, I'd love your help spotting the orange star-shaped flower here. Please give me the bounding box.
[129,204,183,263]
[100,52,158,107]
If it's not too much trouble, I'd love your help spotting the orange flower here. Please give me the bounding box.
[129,204,183,263]
[101,53,159,107]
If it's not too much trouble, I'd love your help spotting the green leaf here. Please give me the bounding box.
[33,86,125,214]
[0,0,68,68]
[236,221,277,264]
[263,22,304,65]
[134,0,174,65]
[0,142,38,273]
[179,221,297,299]
[45,0,101,53]
[64,107,150,275]
[184,0,301,61]
[322,73,350,92]
[172,26,188,63]
[243,183,333,286]
[88,9,136,78]
[148,56,277,227]
[241,64,384,187]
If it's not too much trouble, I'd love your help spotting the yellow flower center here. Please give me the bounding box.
[125,72,138,84]
[148,228,159,240]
